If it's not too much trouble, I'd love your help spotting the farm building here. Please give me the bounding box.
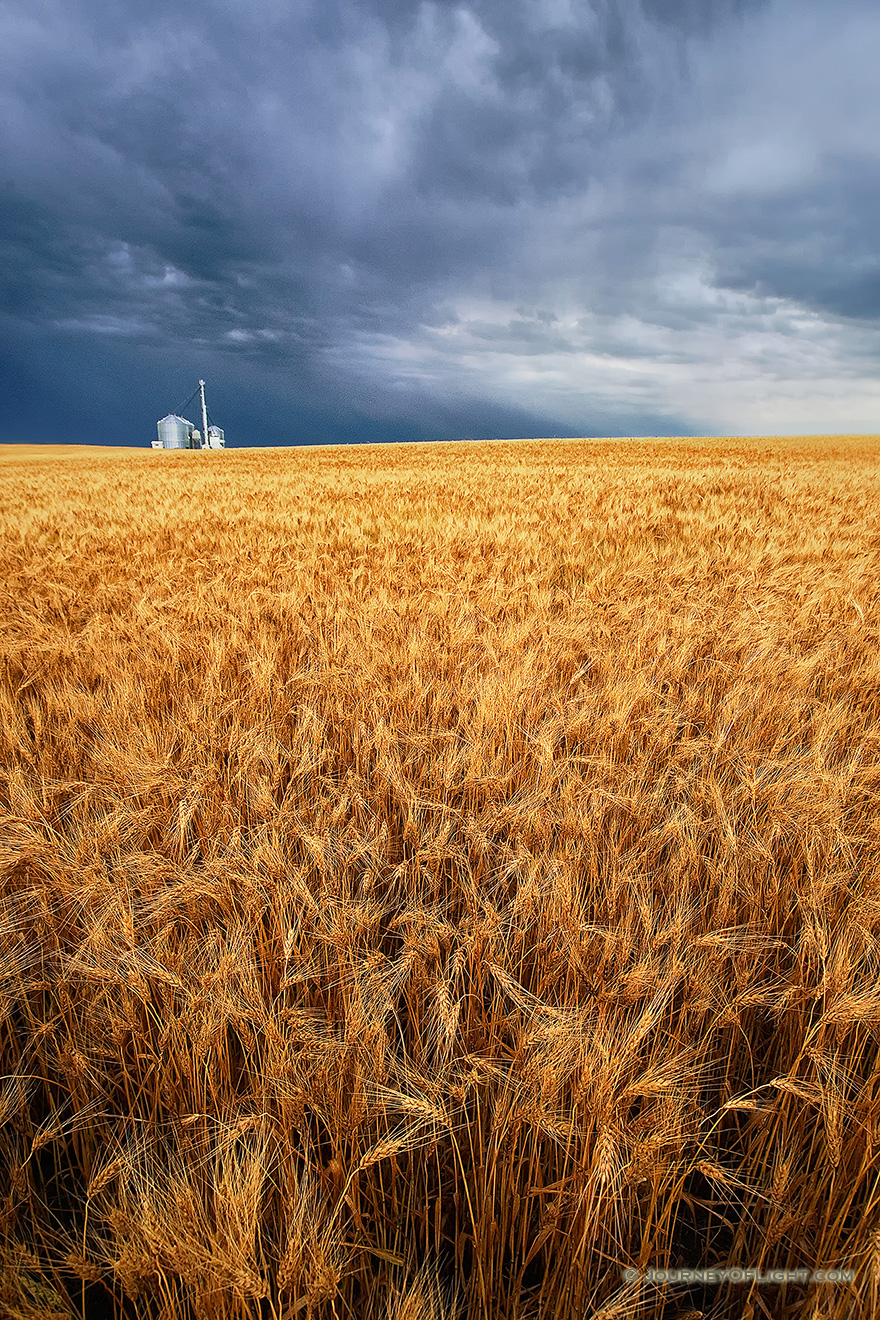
[153,381,226,448]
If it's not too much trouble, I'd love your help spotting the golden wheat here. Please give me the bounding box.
[0,434,878,1319]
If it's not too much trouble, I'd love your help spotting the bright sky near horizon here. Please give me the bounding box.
[2,0,879,447]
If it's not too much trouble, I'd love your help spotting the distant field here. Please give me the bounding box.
[1,435,879,1320]
[0,444,118,462]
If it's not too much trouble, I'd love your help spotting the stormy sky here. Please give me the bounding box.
[2,0,879,447]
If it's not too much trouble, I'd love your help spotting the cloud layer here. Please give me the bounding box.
[2,0,878,445]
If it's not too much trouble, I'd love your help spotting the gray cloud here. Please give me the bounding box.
[1,0,878,446]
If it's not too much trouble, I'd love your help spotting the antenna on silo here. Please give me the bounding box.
[199,380,209,452]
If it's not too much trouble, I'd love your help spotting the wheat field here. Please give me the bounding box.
[1,434,879,1320]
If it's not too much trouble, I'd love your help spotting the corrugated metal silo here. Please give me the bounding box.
[157,415,195,448]
[207,426,225,448]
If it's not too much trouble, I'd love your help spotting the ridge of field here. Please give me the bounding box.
[1,435,879,1320]
[1,432,876,462]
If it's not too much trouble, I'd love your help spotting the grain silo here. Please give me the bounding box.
[154,381,227,449]
[157,415,196,448]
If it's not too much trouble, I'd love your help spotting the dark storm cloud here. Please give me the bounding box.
[1,0,878,445]
[697,158,880,324]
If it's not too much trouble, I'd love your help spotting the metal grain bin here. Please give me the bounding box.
[207,426,225,449]
[157,414,195,448]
